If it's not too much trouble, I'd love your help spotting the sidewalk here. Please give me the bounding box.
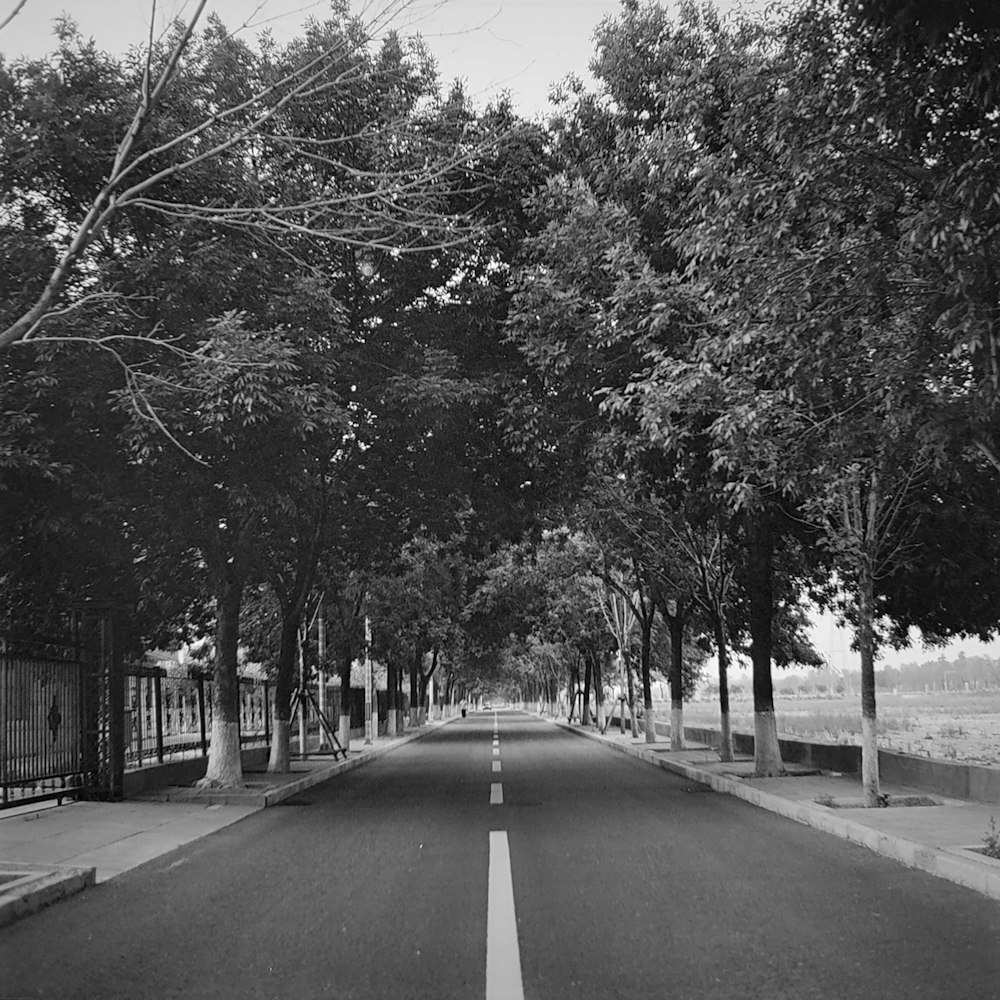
[554,718,1000,904]
[0,722,445,928]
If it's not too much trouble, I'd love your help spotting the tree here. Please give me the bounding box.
[120,315,344,787]
[0,3,483,357]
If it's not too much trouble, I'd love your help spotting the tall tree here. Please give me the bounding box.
[121,316,343,786]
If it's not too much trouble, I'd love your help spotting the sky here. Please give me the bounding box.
[4,0,1000,671]
[2,0,640,116]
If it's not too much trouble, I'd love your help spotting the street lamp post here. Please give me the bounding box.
[364,616,373,746]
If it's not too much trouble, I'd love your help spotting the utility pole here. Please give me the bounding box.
[364,616,373,746]
[317,599,327,749]
[298,628,308,760]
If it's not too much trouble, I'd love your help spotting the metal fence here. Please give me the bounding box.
[1,640,88,808]
[3,613,291,805]
[125,672,271,769]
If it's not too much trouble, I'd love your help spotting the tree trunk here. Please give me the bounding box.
[668,611,685,751]
[567,662,579,722]
[409,645,420,728]
[859,563,881,806]
[267,614,299,773]
[624,652,638,740]
[595,651,606,732]
[444,672,454,719]
[418,646,439,725]
[714,612,734,763]
[581,655,593,726]
[386,658,398,737]
[199,572,244,788]
[338,650,352,752]
[749,507,784,776]
[640,616,657,743]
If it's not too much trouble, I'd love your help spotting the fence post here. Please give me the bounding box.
[104,612,126,800]
[154,673,165,763]
[1,657,8,806]
[197,677,208,757]
[130,677,142,766]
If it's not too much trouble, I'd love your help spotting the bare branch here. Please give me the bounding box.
[0,0,493,352]
[975,437,1000,476]
[0,0,27,33]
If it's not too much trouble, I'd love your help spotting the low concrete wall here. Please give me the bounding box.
[878,750,1000,804]
[123,747,269,798]
[611,714,1000,805]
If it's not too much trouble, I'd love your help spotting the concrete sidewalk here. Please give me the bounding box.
[554,718,1000,904]
[0,722,446,928]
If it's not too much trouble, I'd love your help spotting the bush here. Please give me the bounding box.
[983,817,1000,860]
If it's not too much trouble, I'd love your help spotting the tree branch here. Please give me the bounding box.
[0,0,27,33]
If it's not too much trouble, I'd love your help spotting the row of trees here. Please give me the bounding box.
[497,0,1000,804]
[4,0,1000,803]
[0,2,547,785]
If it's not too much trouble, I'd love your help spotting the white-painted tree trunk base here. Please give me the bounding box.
[338,714,351,753]
[719,711,734,763]
[596,704,605,731]
[753,711,785,776]
[198,719,243,788]
[670,706,685,750]
[267,719,290,774]
[861,714,881,806]
[644,703,658,743]
[386,710,397,737]
[628,705,639,740]
[410,708,419,728]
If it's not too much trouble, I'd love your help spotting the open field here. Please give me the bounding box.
[682,691,1000,767]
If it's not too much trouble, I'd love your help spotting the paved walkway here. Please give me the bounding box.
[555,719,1000,904]
[0,724,443,927]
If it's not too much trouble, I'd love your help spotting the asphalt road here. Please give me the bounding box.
[2,712,1000,999]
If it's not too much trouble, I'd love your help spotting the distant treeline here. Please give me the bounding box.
[706,653,1000,700]
[782,654,1000,695]
[872,654,1000,693]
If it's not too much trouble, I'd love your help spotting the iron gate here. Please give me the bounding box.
[1,612,124,808]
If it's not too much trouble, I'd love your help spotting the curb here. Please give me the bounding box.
[262,721,451,806]
[552,718,1000,904]
[0,862,96,929]
[155,720,456,807]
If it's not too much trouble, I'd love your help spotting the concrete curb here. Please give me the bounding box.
[552,719,1000,904]
[0,862,96,929]
[155,720,456,807]
[261,722,452,806]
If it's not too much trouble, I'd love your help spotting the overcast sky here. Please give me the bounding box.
[2,0,647,116]
[4,0,999,669]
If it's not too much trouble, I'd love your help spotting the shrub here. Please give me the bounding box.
[983,818,1000,860]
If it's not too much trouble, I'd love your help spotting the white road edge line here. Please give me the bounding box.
[490,782,503,805]
[487,830,524,1000]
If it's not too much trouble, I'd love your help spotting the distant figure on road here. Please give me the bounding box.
[460,699,467,718]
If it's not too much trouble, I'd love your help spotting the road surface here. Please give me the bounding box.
[2,711,999,998]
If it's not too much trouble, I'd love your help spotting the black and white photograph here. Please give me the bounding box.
[3,0,1000,996]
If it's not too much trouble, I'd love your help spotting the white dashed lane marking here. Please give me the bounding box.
[486,831,524,1000]
[490,783,503,805]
